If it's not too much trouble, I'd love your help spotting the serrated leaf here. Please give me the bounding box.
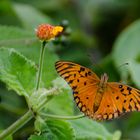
[0,48,37,96]
[13,3,52,30]
[112,19,140,87]
[29,119,75,140]
[14,43,59,87]
[45,89,74,115]
[69,118,121,140]
[0,25,59,87]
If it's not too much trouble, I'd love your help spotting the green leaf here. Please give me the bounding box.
[0,88,26,117]
[0,48,37,96]
[112,19,140,87]
[29,119,75,140]
[0,25,59,87]
[69,117,121,140]
[0,25,34,46]
[46,89,74,115]
[13,3,52,30]
[45,77,74,115]
[15,43,59,87]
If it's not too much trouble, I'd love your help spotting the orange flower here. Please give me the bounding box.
[36,24,63,41]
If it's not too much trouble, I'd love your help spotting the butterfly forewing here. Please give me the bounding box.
[55,61,100,82]
[55,61,100,117]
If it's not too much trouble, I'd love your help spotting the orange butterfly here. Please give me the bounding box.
[55,61,140,120]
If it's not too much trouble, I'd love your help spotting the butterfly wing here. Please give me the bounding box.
[94,82,140,120]
[55,61,100,117]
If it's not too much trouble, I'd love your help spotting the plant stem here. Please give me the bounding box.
[36,41,46,90]
[0,41,47,140]
[0,110,33,140]
[40,113,85,120]
[37,87,58,111]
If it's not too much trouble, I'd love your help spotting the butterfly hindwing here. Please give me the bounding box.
[110,83,140,113]
[94,82,140,120]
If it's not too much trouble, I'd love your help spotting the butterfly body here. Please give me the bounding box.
[55,61,140,121]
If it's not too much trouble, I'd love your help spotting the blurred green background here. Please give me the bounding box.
[0,0,140,139]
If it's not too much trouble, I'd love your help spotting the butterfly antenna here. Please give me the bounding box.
[117,62,129,69]
[87,51,104,74]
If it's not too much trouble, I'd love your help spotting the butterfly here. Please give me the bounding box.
[55,61,140,120]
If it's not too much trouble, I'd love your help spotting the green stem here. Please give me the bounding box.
[36,41,46,90]
[37,88,58,111]
[0,110,33,140]
[40,113,85,120]
[0,41,47,140]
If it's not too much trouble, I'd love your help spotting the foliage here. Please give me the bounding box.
[113,20,140,88]
[0,47,37,97]
[0,0,140,140]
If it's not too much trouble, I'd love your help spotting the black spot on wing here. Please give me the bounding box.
[68,80,74,84]
[84,82,87,86]
[119,85,123,88]
[116,96,119,100]
[88,71,92,76]
[120,88,124,92]
[73,91,78,94]
[78,67,85,73]
[123,100,126,103]
[127,86,132,95]
[74,95,80,100]
[122,107,126,112]
[85,73,88,77]
[127,87,132,91]
[107,105,110,107]
[80,67,85,71]
[72,86,77,90]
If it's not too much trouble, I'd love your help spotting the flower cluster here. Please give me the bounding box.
[36,24,63,41]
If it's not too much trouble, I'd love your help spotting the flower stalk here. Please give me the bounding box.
[0,40,47,140]
[40,113,85,120]
[0,24,64,140]
[36,41,46,90]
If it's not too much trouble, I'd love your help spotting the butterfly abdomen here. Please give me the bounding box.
[93,90,104,112]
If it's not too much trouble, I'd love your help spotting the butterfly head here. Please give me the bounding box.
[99,73,108,89]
